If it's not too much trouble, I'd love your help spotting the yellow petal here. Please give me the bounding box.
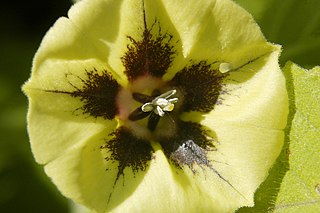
[108,146,233,213]
[23,58,118,164]
[31,0,147,86]
[202,124,284,209]
[177,24,287,213]
[44,131,116,212]
[106,136,280,213]
[203,50,288,129]
[144,0,271,80]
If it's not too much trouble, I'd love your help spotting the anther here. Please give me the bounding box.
[141,90,178,117]
[128,89,179,131]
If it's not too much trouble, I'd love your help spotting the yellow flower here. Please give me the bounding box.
[22,0,288,212]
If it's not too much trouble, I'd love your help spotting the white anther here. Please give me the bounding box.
[158,89,176,99]
[140,89,178,117]
[162,103,175,112]
[168,98,178,104]
[141,103,154,112]
[219,62,233,73]
[153,98,170,108]
[155,105,165,116]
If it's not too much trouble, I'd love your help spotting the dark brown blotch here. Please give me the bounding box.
[70,69,120,120]
[159,121,215,171]
[121,21,176,81]
[102,127,154,184]
[170,61,227,113]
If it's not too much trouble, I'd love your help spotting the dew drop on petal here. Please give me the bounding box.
[219,62,233,73]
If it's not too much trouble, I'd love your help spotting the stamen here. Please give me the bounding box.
[128,107,151,121]
[148,112,160,131]
[141,103,154,112]
[132,93,154,103]
[128,89,179,131]
[155,105,165,116]
[142,89,178,117]
[157,89,176,99]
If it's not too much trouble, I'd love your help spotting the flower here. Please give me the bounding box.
[22,0,288,212]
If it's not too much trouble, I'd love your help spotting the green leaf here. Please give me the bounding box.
[235,0,320,68]
[271,62,320,212]
[237,62,320,212]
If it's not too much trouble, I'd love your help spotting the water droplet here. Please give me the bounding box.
[219,62,233,73]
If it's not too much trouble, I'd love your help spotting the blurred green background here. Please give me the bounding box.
[0,0,319,212]
[0,1,72,212]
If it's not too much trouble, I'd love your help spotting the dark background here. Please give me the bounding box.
[0,1,72,212]
[0,0,319,212]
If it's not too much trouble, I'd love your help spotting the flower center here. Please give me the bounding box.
[128,89,178,131]
[141,90,178,116]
